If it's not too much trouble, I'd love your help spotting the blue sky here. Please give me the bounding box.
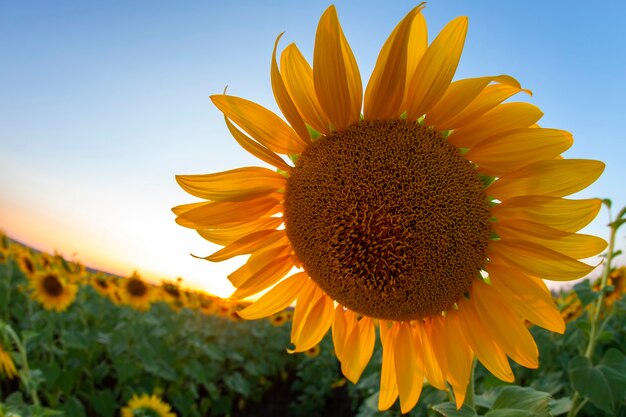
[1,0,625,296]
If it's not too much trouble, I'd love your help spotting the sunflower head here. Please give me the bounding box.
[122,273,153,311]
[31,269,77,312]
[120,394,176,417]
[175,4,605,413]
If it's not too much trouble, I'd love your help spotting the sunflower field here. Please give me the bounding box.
[0,220,625,417]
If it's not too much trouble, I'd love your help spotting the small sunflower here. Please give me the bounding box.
[175,5,605,412]
[0,344,17,380]
[121,272,153,311]
[30,269,77,312]
[268,311,289,327]
[121,393,176,417]
[304,344,321,358]
[16,250,37,279]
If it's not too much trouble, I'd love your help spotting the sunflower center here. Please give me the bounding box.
[284,120,491,321]
[127,278,147,297]
[43,274,63,297]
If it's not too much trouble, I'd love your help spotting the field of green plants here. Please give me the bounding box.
[0,231,624,417]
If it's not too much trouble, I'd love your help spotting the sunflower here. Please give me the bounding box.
[16,250,37,279]
[30,269,77,312]
[121,393,176,417]
[121,272,153,311]
[174,5,605,412]
[0,344,17,380]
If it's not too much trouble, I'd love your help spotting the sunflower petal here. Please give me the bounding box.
[378,322,399,411]
[206,230,287,262]
[341,316,375,383]
[418,320,447,390]
[228,245,292,287]
[271,34,312,143]
[290,280,318,343]
[289,291,334,352]
[442,311,473,408]
[427,75,520,129]
[237,272,308,319]
[313,5,362,131]
[224,116,292,171]
[394,322,423,413]
[332,306,350,361]
[488,264,565,333]
[212,94,308,154]
[493,219,607,259]
[441,82,531,129]
[402,12,428,110]
[175,194,282,229]
[230,253,295,299]
[492,196,603,233]
[172,201,209,216]
[405,16,468,120]
[176,167,286,203]
[466,128,573,176]
[448,102,543,148]
[364,5,424,120]
[197,217,283,246]
[281,44,330,135]
[487,159,605,199]
[472,282,539,369]
[457,296,514,382]
[490,240,596,280]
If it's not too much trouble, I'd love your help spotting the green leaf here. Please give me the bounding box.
[597,348,626,407]
[224,372,251,397]
[432,402,478,417]
[572,280,599,307]
[549,397,572,416]
[568,355,614,413]
[59,396,87,417]
[91,389,116,417]
[39,362,61,390]
[484,410,537,417]
[491,386,551,417]
[602,198,612,210]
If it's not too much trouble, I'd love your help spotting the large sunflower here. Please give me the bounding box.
[174,5,605,412]
[30,269,78,312]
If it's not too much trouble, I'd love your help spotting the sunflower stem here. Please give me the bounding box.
[568,204,624,417]
[0,321,40,406]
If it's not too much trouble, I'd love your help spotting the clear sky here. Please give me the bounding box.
[1,0,625,297]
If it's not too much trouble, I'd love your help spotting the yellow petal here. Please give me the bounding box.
[489,240,596,280]
[487,159,605,199]
[205,230,288,262]
[441,82,531,129]
[212,94,308,155]
[237,272,308,320]
[405,16,468,120]
[175,193,282,229]
[332,306,350,361]
[341,316,375,383]
[271,34,312,143]
[487,264,565,333]
[176,167,286,202]
[466,128,573,176]
[378,322,399,411]
[290,280,318,344]
[457,296,514,382]
[197,217,283,246]
[224,116,292,171]
[228,244,292,287]
[493,219,607,259]
[289,291,334,352]
[448,102,543,148]
[172,201,209,216]
[472,282,539,369]
[441,312,473,408]
[492,196,602,233]
[416,320,446,390]
[281,43,330,135]
[402,12,428,110]
[230,252,295,299]
[426,75,520,129]
[394,322,423,413]
[313,5,362,131]
[364,5,424,120]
